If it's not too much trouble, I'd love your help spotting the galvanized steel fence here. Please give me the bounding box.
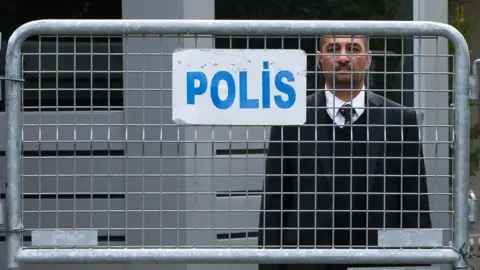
[0,19,478,270]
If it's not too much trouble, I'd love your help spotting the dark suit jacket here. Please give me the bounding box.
[257,91,432,270]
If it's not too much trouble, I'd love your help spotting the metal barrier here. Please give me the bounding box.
[1,19,474,270]
[471,59,480,101]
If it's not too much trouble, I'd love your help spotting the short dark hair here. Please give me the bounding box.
[318,35,369,50]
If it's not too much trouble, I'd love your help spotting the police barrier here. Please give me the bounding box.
[1,19,474,270]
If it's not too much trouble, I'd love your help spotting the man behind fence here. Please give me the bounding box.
[257,35,432,270]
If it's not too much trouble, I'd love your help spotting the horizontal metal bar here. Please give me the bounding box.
[8,19,464,44]
[0,76,24,82]
[15,248,459,264]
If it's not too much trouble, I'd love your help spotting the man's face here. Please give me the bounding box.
[318,36,372,87]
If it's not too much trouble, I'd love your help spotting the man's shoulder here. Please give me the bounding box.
[368,92,416,115]
[305,90,417,115]
[306,91,322,106]
[368,92,401,107]
[369,92,419,123]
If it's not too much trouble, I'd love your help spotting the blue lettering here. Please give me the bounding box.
[262,61,271,108]
[239,71,259,108]
[274,71,296,109]
[185,61,298,109]
[186,72,207,104]
[210,71,236,109]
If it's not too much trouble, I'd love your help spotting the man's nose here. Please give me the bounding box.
[335,51,351,64]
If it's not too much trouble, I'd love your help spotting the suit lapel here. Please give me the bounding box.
[312,92,333,190]
[366,92,386,192]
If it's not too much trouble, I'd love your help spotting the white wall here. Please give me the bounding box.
[413,1,451,269]
[413,0,451,231]
[121,1,215,270]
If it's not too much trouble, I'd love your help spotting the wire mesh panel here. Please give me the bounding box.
[2,20,472,270]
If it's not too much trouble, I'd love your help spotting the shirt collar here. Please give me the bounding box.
[324,85,366,117]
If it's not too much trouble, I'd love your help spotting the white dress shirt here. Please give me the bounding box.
[324,86,366,128]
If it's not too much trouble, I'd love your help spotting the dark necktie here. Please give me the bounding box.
[339,104,354,124]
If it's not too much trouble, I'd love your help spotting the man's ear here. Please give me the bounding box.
[317,50,322,70]
[366,50,372,70]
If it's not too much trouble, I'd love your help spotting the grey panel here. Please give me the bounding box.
[185,125,270,269]
[216,237,257,248]
[181,196,261,235]
[215,196,261,234]
[210,126,270,142]
[214,142,267,151]
[212,175,264,193]
[0,113,124,152]
[0,116,8,151]
[22,41,124,75]
[213,155,265,176]
[22,157,126,193]
[121,3,188,270]
[23,198,125,212]
[22,112,125,151]
[210,127,269,194]
[23,199,126,235]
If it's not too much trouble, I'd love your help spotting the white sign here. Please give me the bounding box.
[171,49,307,125]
